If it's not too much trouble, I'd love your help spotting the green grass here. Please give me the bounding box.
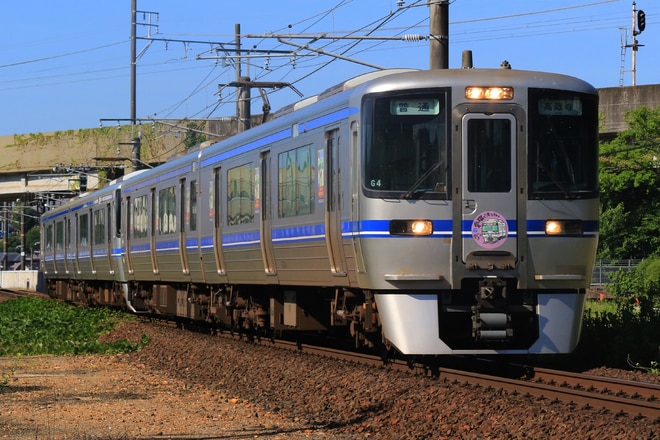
[584,298,619,315]
[0,297,148,357]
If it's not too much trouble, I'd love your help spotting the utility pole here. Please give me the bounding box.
[19,202,24,271]
[128,2,158,171]
[2,203,7,271]
[429,0,449,69]
[235,24,251,133]
[130,0,141,172]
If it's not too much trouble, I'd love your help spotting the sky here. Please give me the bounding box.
[1,0,658,136]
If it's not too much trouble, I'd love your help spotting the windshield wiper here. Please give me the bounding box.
[403,161,443,199]
[536,160,575,199]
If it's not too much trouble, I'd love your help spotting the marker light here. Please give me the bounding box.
[465,86,514,100]
[545,220,583,236]
[390,219,433,236]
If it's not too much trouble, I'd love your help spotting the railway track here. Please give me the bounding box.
[523,367,660,419]
[11,293,658,421]
[259,337,660,420]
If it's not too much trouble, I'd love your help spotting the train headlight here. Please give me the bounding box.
[545,220,583,236]
[465,86,514,100]
[390,219,433,236]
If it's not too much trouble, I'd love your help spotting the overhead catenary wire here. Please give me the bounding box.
[2,1,656,133]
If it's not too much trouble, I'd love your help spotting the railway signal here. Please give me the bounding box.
[636,9,646,35]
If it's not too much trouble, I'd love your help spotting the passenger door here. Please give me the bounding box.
[259,151,276,275]
[461,114,517,268]
[325,128,346,275]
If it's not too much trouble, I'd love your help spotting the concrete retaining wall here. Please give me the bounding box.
[0,270,45,292]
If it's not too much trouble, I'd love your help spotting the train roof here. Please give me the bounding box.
[274,67,596,119]
[273,68,418,118]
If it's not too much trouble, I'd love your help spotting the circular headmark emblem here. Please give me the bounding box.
[471,211,508,248]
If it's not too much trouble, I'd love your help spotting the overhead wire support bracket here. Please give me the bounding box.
[277,38,386,70]
[244,33,428,41]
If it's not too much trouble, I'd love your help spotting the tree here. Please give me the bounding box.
[184,122,207,150]
[598,106,660,259]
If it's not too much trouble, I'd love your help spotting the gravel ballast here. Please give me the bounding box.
[2,319,659,439]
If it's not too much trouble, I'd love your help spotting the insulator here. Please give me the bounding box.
[402,34,425,42]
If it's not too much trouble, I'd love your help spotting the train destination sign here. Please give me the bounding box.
[538,98,582,116]
[390,98,440,115]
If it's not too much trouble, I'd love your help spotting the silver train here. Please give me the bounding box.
[41,68,599,355]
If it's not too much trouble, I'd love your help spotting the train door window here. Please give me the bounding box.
[158,186,177,235]
[106,204,112,243]
[125,196,134,274]
[213,168,220,228]
[278,144,314,217]
[44,225,53,252]
[114,189,121,237]
[150,189,156,237]
[466,118,512,193]
[79,213,89,246]
[227,163,255,225]
[55,221,64,251]
[75,214,80,248]
[66,218,72,249]
[189,180,198,231]
[45,223,53,252]
[133,195,148,238]
[93,209,105,246]
[179,179,186,234]
[126,196,131,240]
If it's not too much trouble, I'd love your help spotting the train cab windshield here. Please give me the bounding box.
[528,89,599,199]
[362,91,449,199]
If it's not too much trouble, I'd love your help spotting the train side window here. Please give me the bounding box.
[133,195,148,238]
[278,144,314,217]
[93,209,105,246]
[158,186,177,235]
[227,163,255,225]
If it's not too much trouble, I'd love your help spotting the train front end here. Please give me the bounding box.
[355,69,599,355]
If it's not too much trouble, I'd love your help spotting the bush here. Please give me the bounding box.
[0,297,148,356]
[572,260,660,370]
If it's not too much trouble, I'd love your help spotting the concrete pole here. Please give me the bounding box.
[129,0,141,172]
[2,203,7,271]
[235,24,248,133]
[429,0,449,69]
[238,77,251,132]
[19,203,25,271]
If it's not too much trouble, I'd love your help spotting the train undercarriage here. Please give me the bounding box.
[47,276,544,354]
[46,279,382,351]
